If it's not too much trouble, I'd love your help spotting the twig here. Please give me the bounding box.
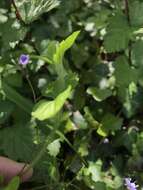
[26,75,37,103]
[11,0,26,25]
[19,65,37,103]
[124,0,132,65]
[124,0,130,25]
[30,41,40,55]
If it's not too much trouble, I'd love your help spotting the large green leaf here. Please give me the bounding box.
[53,31,80,64]
[132,40,143,67]
[114,56,138,87]
[2,81,33,114]
[129,1,143,26]
[104,13,131,52]
[32,85,72,120]
[0,100,14,124]
[0,124,35,161]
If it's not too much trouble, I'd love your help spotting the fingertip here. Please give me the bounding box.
[19,164,33,182]
[0,157,33,184]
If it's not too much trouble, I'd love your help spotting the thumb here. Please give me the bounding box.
[0,156,33,183]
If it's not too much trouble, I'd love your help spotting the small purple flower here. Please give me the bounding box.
[125,178,138,190]
[19,54,29,65]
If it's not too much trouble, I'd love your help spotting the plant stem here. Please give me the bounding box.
[11,0,26,25]
[30,55,52,64]
[54,129,88,167]
[19,65,37,103]
[124,0,130,25]
[25,75,37,103]
[20,132,54,177]
[124,0,132,65]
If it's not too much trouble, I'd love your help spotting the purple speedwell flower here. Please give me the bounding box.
[125,178,138,190]
[19,54,29,65]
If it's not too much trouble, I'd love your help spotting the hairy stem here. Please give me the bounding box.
[11,0,26,25]
[26,75,37,103]
[124,0,132,65]
[124,0,130,25]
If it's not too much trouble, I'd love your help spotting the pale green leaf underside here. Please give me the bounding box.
[15,0,60,23]
[47,139,61,157]
[32,85,72,120]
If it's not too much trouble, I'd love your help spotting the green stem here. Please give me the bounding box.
[47,125,88,167]
[11,0,26,26]
[26,75,37,103]
[30,55,52,64]
[21,131,55,176]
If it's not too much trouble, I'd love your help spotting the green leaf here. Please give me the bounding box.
[47,139,61,157]
[31,31,80,66]
[0,100,14,124]
[114,56,138,87]
[53,31,80,64]
[4,73,22,87]
[32,86,72,120]
[104,13,131,52]
[4,176,20,190]
[83,160,103,182]
[0,9,8,24]
[0,19,27,50]
[87,87,112,102]
[118,84,143,118]
[132,40,143,67]
[42,71,77,98]
[97,114,123,137]
[2,81,33,114]
[73,111,88,129]
[15,0,60,23]
[129,1,143,26]
[73,85,86,110]
[0,124,35,161]
[84,107,101,129]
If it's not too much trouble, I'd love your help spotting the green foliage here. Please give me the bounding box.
[32,85,71,120]
[114,56,138,87]
[129,1,143,26]
[0,123,35,161]
[53,31,80,64]
[47,139,61,157]
[2,81,33,114]
[4,177,20,190]
[97,114,123,137]
[15,0,60,23]
[0,0,143,189]
[104,13,131,52]
[87,87,112,102]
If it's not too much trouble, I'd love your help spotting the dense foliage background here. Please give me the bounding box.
[0,0,143,189]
